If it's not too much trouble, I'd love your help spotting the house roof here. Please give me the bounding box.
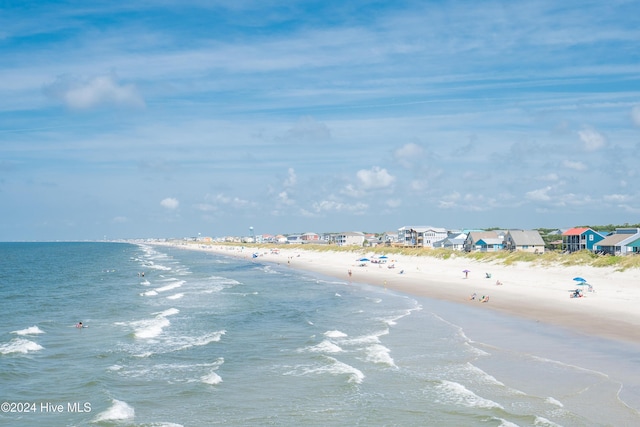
[399,226,447,233]
[597,232,640,247]
[506,230,545,246]
[466,231,500,242]
[562,227,589,236]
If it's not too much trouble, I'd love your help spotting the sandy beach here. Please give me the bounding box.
[158,242,640,345]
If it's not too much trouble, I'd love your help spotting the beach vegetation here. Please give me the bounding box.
[203,241,640,270]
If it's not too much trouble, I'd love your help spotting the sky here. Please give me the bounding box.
[1,0,640,241]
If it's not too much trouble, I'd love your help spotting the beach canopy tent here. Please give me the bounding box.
[357,258,370,262]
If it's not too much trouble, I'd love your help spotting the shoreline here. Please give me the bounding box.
[155,242,640,345]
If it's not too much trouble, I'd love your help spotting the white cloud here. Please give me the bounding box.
[311,199,368,213]
[160,197,179,209]
[285,116,331,141]
[44,74,145,110]
[386,198,401,208]
[632,105,640,127]
[394,143,424,168]
[562,160,586,171]
[603,193,629,203]
[525,186,552,202]
[213,193,253,208]
[278,191,295,205]
[111,216,128,223]
[194,203,218,212]
[356,166,396,190]
[283,168,297,187]
[577,127,605,151]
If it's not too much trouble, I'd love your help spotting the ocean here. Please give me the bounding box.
[1,242,639,427]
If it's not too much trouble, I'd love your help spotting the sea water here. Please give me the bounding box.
[1,242,639,427]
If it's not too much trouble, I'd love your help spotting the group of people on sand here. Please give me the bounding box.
[469,293,489,303]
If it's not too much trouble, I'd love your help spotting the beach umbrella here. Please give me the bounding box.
[379,255,388,259]
[463,269,470,278]
[358,258,370,262]
[573,277,587,283]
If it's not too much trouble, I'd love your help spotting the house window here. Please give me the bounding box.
[589,235,593,241]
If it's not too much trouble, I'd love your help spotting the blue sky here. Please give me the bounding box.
[2,0,640,240]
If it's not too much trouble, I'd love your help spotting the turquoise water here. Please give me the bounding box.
[1,242,639,426]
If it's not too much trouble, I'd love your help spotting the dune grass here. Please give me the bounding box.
[195,242,640,271]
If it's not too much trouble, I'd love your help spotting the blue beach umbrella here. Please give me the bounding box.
[357,258,370,262]
[573,277,587,283]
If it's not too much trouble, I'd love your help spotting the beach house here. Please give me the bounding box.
[594,228,640,255]
[382,231,399,245]
[433,232,467,251]
[561,227,605,253]
[398,226,448,248]
[300,232,320,242]
[334,231,366,246]
[503,230,545,253]
[463,231,504,252]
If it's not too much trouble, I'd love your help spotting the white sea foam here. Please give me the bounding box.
[306,340,343,354]
[147,423,184,427]
[0,338,44,354]
[176,330,226,351]
[140,279,151,285]
[201,371,223,385]
[326,357,364,384]
[133,308,179,339]
[342,330,386,346]
[435,380,504,410]
[146,262,172,271]
[156,280,185,292]
[495,418,520,427]
[544,397,564,407]
[324,330,348,338]
[12,325,44,335]
[534,416,564,426]
[463,363,506,387]
[167,293,184,300]
[299,356,365,384]
[381,306,419,326]
[364,344,396,367]
[141,290,158,296]
[93,399,135,422]
[463,341,490,357]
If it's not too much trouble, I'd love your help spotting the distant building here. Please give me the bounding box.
[398,226,448,248]
[286,234,302,244]
[300,232,320,242]
[433,233,467,251]
[335,231,365,246]
[463,231,504,252]
[381,231,399,245]
[562,227,605,252]
[595,228,640,255]
[503,230,545,253]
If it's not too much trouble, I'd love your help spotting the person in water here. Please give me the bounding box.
[76,321,84,328]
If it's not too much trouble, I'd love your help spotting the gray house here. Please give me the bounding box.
[595,228,640,255]
[463,231,504,252]
[503,230,545,253]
